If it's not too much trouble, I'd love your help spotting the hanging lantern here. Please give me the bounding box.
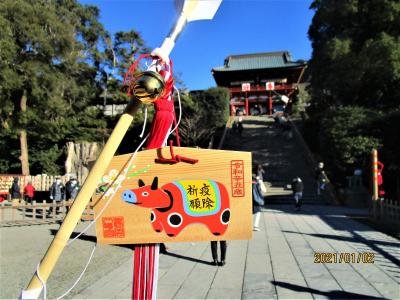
[132,71,165,104]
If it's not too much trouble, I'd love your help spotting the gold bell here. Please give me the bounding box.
[132,71,165,104]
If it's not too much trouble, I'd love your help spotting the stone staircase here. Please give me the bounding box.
[223,116,326,205]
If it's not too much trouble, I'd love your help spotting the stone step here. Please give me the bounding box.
[265,194,327,204]
[264,189,316,197]
[224,116,327,205]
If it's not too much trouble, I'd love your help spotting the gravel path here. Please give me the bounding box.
[0,222,132,299]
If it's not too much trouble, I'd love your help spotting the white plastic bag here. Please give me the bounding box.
[258,179,267,194]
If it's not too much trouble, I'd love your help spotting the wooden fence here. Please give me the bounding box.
[372,198,400,227]
[0,200,94,227]
[0,174,72,195]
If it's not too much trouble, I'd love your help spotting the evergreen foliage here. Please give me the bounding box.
[307,0,400,196]
[0,0,151,175]
[0,0,229,174]
[319,106,381,176]
[179,87,230,147]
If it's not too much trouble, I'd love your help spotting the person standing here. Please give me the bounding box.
[257,164,265,181]
[65,177,73,200]
[291,177,304,211]
[256,164,267,193]
[49,177,65,214]
[65,177,79,200]
[210,241,227,266]
[315,162,326,196]
[10,177,21,206]
[252,174,264,231]
[23,181,35,203]
[65,177,79,213]
[237,113,243,137]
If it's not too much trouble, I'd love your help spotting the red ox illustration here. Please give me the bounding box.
[122,177,230,237]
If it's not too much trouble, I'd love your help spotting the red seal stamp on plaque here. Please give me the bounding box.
[102,216,125,238]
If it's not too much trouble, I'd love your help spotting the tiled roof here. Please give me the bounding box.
[212,51,306,72]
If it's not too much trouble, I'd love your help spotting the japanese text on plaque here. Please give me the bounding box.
[231,160,245,197]
[176,180,220,216]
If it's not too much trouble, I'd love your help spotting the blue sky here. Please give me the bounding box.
[80,0,315,90]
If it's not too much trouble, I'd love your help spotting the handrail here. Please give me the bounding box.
[288,117,339,205]
[217,116,234,150]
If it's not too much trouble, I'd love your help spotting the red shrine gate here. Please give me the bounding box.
[212,51,307,115]
[229,82,296,116]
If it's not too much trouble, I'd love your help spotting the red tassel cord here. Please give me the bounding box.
[123,55,198,163]
[146,60,175,149]
[155,140,199,165]
[124,55,197,300]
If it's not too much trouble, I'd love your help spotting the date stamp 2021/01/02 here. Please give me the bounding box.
[314,252,375,264]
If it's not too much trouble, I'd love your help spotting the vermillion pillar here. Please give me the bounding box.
[245,93,249,116]
[269,91,273,115]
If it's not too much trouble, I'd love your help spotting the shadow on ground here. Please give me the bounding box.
[272,281,387,299]
[268,205,400,268]
[162,251,215,266]
[49,229,135,250]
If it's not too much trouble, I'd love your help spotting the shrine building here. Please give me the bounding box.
[211,51,307,115]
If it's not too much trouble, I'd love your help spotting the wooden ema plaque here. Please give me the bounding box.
[94,147,252,244]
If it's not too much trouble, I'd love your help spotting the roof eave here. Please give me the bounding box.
[212,63,307,73]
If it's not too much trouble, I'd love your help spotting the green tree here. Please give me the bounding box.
[178,87,229,147]
[0,0,109,174]
[291,86,311,118]
[308,0,400,110]
[101,30,155,156]
[319,106,381,180]
[307,0,400,196]
[190,87,230,128]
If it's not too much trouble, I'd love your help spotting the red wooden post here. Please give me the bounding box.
[269,91,273,115]
[229,90,233,116]
[245,92,249,116]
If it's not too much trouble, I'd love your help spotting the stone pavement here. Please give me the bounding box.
[73,205,400,299]
[73,116,399,299]
[3,116,399,299]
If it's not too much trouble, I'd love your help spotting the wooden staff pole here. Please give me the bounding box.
[22,99,141,299]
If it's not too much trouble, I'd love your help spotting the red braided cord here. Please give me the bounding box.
[125,56,176,300]
[172,103,181,147]
[122,54,151,96]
